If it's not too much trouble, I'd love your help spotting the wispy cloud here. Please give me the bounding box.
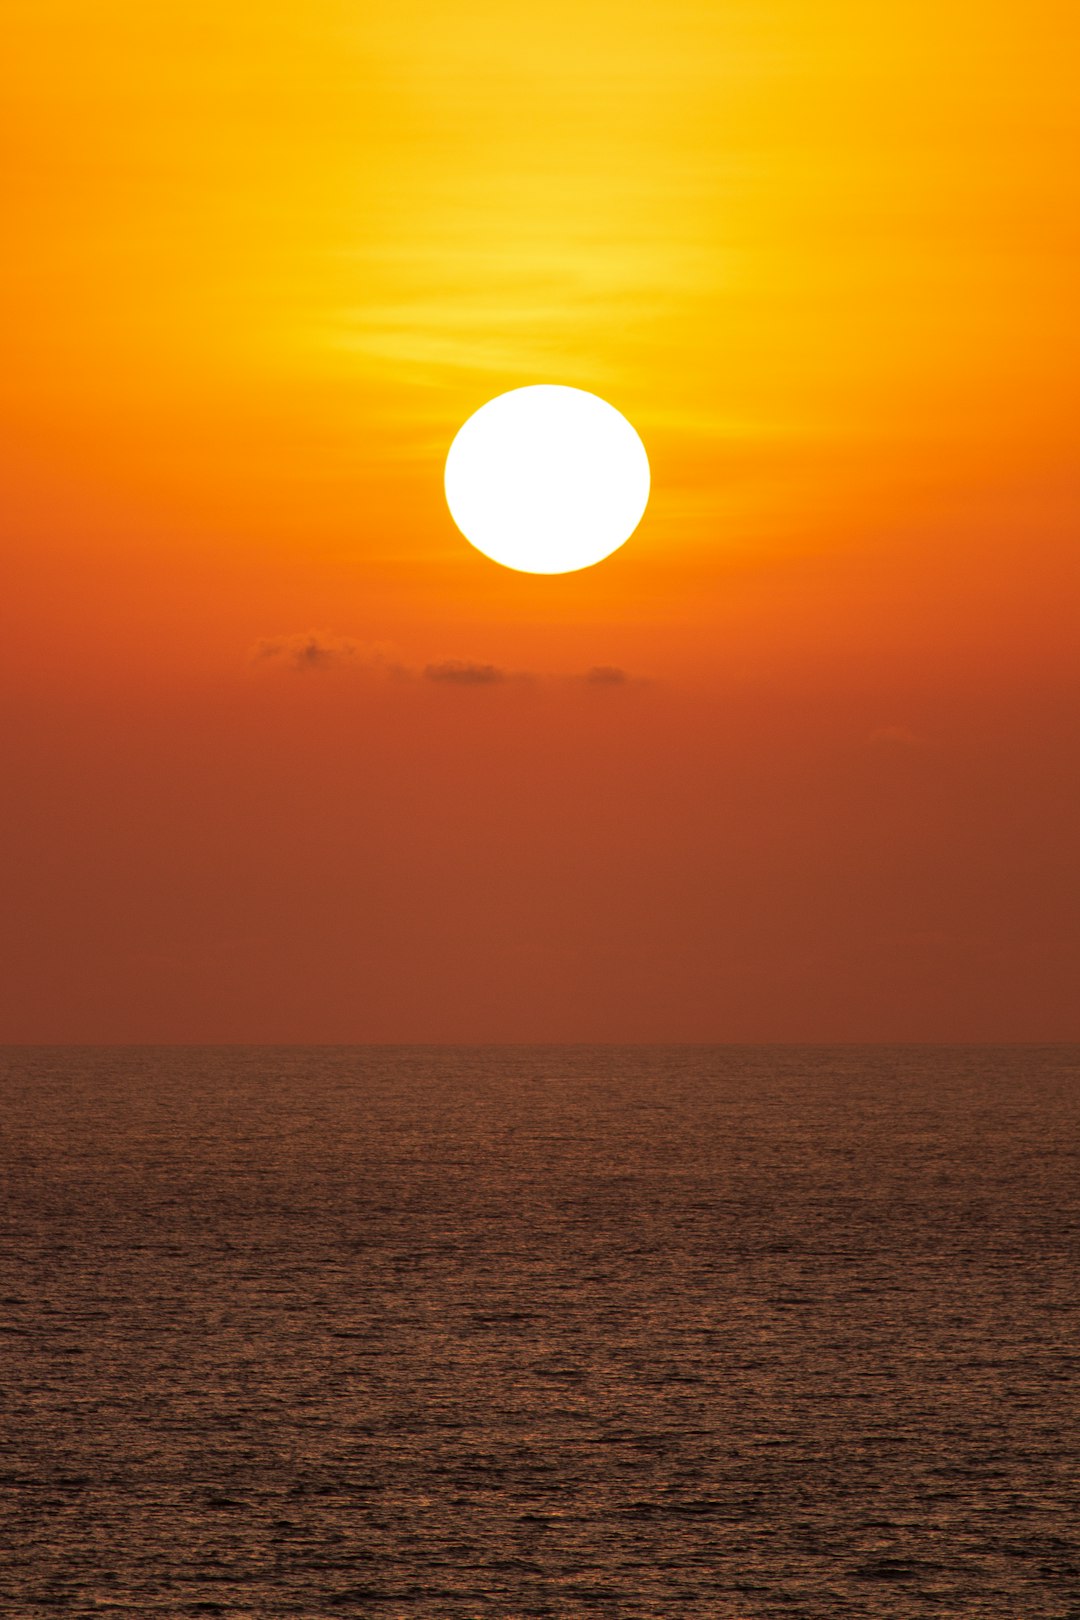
[252,635,641,690]
[423,659,507,685]
[252,632,361,672]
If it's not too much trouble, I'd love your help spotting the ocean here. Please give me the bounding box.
[1,1045,1077,1617]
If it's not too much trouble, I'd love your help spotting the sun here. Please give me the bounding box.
[444,385,650,575]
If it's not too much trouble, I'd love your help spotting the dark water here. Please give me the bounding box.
[1,1047,1078,1618]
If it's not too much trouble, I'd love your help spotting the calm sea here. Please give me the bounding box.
[1,1046,1077,1618]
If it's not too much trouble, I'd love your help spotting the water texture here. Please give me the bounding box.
[1,1045,1078,1617]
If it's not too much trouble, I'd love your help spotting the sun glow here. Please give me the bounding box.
[444,385,651,575]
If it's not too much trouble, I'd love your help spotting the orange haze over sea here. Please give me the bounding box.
[3,0,1078,1041]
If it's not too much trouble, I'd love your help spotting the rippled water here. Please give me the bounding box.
[1,1046,1078,1617]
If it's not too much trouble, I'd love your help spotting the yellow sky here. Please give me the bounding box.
[6,0,1077,583]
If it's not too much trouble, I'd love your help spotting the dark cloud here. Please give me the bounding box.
[253,632,359,672]
[582,664,628,686]
[423,660,507,686]
[252,639,637,690]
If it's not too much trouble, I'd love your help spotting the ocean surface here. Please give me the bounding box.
[1,1045,1077,1618]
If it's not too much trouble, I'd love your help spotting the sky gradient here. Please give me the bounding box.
[3,0,1078,1040]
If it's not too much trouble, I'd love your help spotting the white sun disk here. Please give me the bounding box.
[444,385,650,575]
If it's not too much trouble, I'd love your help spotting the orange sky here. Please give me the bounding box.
[2,0,1078,1040]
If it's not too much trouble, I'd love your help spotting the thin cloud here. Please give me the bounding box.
[423,659,507,685]
[252,632,360,672]
[251,637,641,689]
